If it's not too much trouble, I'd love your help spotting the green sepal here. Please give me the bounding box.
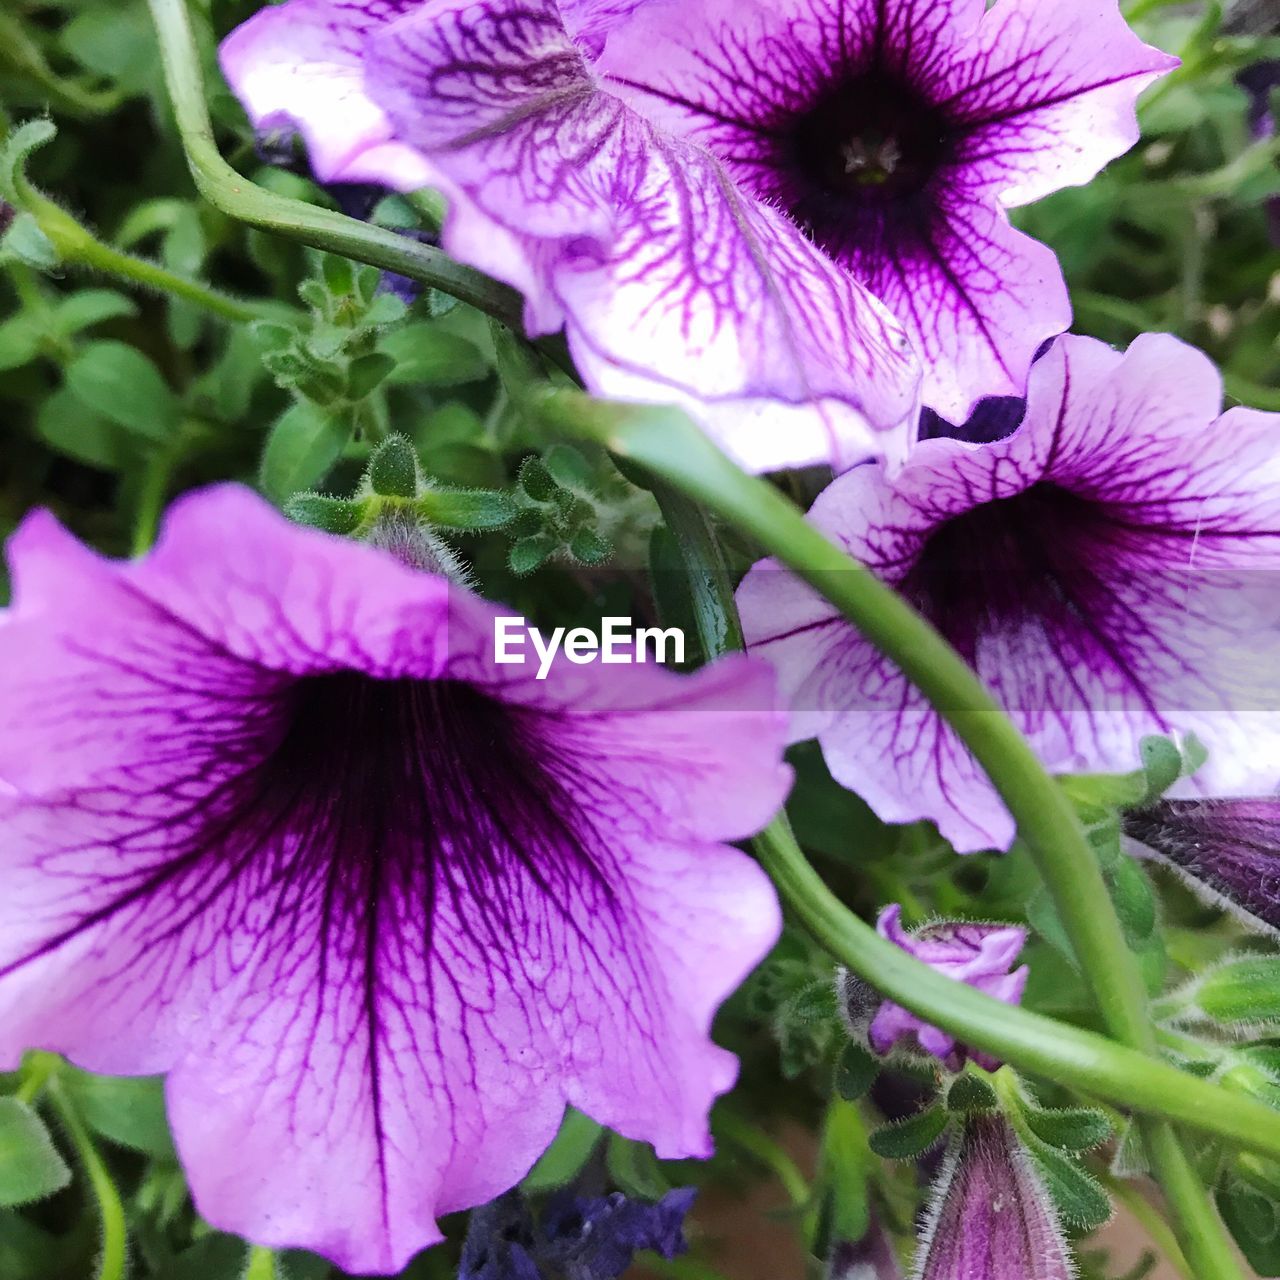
[569,528,611,566]
[1023,1105,1112,1153]
[417,488,517,531]
[519,455,558,503]
[834,1042,879,1103]
[1026,1136,1112,1231]
[1139,735,1184,800]
[0,1098,71,1207]
[1197,955,1280,1026]
[366,435,421,499]
[509,534,557,577]
[284,494,364,536]
[945,1067,998,1114]
[867,1105,948,1160]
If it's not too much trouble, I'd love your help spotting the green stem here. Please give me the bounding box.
[243,1246,277,1280]
[47,1078,127,1280]
[145,0,523,329]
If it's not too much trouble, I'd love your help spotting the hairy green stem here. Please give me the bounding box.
[146,0,524,329]
[48,1077,128,1280]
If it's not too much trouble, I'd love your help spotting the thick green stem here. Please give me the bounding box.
[146,0,524,329]
[48,1077,127,1280]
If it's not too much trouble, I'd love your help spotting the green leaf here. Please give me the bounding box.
[521,1108,602,1193]
[509,534,557,576]
[1139,736,1183,800]
[284,494,364,536]
[417,488,517,531]
[51,290,137,336]
[378,326,489,387]
[568,528,611,566]
[62,1070,175,1159]
[366,435,420,498]
[606,1135,670,1201]
[259,402,349,501]
[347,352,397,401]
[1197,956,1280,1025]
[1058,770,1146,821]
[1220,1185,1280,1273]
[0,1099,70,1207]
[0,119,56,205]
[834,1042,879,1103]
[2,214,59,271]
[0,318,41,372]
[543,444,594,489]
[65,341,179,439]
[518,456,559,503]
[868,1106,948,1160]
[36,387,134,471]
[1023,1106,1111,1153]
[1027,1138,1112,1231]
[946,1070,998,1114]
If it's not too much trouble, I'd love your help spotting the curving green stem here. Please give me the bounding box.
[47,1077,128,1280]
[145,0,524,330]
[615,413,1245,1274]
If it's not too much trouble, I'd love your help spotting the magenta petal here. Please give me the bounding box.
[0,486,789,1273]
[917,1117,1074,1279]
[740,334,1280,851]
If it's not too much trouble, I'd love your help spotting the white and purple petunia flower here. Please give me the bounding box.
[0,485,790,1274]
[850,906,1028,1072]
[739,332,1280,853]
[915,1115,1073,1280]
[219,0,924,475]
[588,0,1176,422]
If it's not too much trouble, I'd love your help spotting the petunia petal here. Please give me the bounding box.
[365,0,921,472]
[950,0,1179,207]
[741,335,1280,851]
[0,487,788,1273]
[218,0,437,188]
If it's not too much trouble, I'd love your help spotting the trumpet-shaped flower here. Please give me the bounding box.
[739,333,1280,852]
[915,1116,1073,1280]
[220,0,923,474]
[0,486,789,1274]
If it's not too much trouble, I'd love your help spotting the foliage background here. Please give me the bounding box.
[0,0,1277,1277]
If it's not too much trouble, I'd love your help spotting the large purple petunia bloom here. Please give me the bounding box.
[915,1115,1073,1280]
[219,0,923,475]
[0,486,789,1274]
[595,0,1176,422]
[860,905,1027,1072]
[738,333,1280,852]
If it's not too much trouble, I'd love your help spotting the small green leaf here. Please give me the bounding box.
[65,341,178,439]
[366,435,420,498]
[0,1099,71,1207]
[946,1070,998,1114]
[509,534,557,576]
[36,387,133,471]
[378,326,489,387]
[346,352,397,401]
[417,488,517,531]
[2,214,59,271]
[1023,1106,1111,1153]
[321,253,355,298]
[1027,1138,1112,1230]
[868,1106,948,1160]
[283,494,364,536]
[51,290,137,336]
[0,119,56,205]
[0,317,41,372]
[568,528,611,566]
[521,1108,602,1193]
[1197,955,1280,1025]
[62,1070,175,1159]
[249,321,297,355]
[518,456,559,503]
[259,402,349,501]
[542,443,594,489]
[1139,736,1183,800]
[606,1135,670,1201]
[834,1042,878,1103]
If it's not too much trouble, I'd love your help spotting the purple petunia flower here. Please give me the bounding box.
[219,0,924,475]
[595,0,1175,423]
[1126,797,1280,938]
[850,906,1027,1072]
[0,486,790,1274]
[738,332,1280,852]
[914,1115,1073,1280]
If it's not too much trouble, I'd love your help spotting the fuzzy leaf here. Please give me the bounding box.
[1026,1137,1112,1230]
[0,1099,70,1207]
[868,1106,948,1160]
[62,1070,175,1158]
[946,1071,998,1114]
[366,435,420,498]
[259,402,348,501]
[1197,956,1280,1024]
[1023,1106,1111,1153]
[379,326,489,387]
[834,1042,878,1103]
[417,488,517,531]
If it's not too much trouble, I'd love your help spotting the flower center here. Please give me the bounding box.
[786,70,950,204]
[899,482,1127,663]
